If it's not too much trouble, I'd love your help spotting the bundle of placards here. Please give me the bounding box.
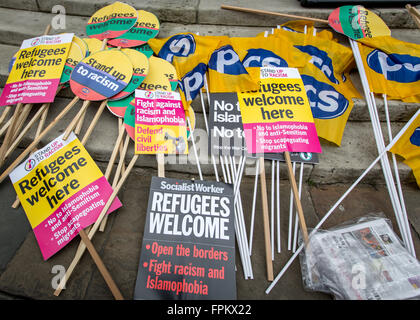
[0,1,419,301]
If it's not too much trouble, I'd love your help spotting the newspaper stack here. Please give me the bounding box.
[300,217,420,300]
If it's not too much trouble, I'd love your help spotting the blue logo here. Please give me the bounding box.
[179,63,207,101]
[302,74,349,120]
[158,34,196,63]
[208,45,247,75]
[295,45,339,84]
[367,49,420,83]
[242,48,288,68]
[410,127,420,147]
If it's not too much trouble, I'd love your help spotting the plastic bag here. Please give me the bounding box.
[299,214,420,300]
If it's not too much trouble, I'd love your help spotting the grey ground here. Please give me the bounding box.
[0,0,419,300]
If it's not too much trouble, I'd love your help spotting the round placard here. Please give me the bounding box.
[86,1,138,40]
[60,41,84,85]
[138,56,171,92]
[109,48,149,101]
[132,43,154,58]
[83,38,107,56]
[70,49,133,101]
[149,56,178,91]
[72,36,88,57]
[123,102,136,140]
[108,10,160,47]
[328,5,391,40]
[107,92,134,118]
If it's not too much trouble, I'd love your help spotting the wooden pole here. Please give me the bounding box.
[258,157,274,281]
[220,4,329,24]
[63,100,91,141]
[99,133,130,232]
[81,100,107,145]
[0,103,24,166]
[284,151,309,244]
[78,229,124,300]
[5,104,48,159]
[157,153,165,177]
[0,106,12,127]
[406,4,420,28]
[54,154,139,296]
[0,96,80,184]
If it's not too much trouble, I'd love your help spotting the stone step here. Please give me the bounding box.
[1,7,420,48]
[0,11,419,123]
[0,0,419,28]
[0,95,415,186]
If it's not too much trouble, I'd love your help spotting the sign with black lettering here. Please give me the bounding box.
[134,177,236,300]
[209,92,319,164]
[208,92,246,157]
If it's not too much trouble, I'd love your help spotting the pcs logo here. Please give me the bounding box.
[178,63,207,101]
[158,34,196,63]
[208,45,248,75]
[410,127,420,147]
[242,48,288,68]
[367,49,420,83]
[295,45,339,84]
[302,75,349,120]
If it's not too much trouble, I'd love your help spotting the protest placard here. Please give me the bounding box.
[209,92,319,163]
[70,48,133,101]
[134,90,188,155]
[0,33,73,106]
[238,67,322,155]
[134,177,236,300]
[9,132,122,260]
[108,10,160,48]
[86,1,138,41]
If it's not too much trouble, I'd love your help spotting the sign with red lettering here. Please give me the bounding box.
[134,177,236,300]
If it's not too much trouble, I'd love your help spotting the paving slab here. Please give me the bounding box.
[36,0,199,23]
[309,183,420,258]
[0,166,330,300]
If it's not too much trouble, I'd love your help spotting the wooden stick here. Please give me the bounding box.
[117,118,126,176]
[259,157,274,281]
[77,229,124,300]
[35,104,50,138]
[284,151,309,245]
[54,154,139,296]
[99,133,130,232]
[11,104,33,142]
[74,107,88,135]
[0,106,12,127]
[104,125,126,179]
[157,153,165,177]
[407,4,420,28]
[5,104,48,159]
[81,100,107,145]
[63,100,91,141]
[0,96,80,184]
[0,117,13,138]
[220,4,329,24]
[0,103,24,166]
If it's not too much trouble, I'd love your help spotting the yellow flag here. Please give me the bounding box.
[230,35,310,82]
[300,64,357,146]
[207,40,259,93]
[269,26,354,84]
[149,33,220,106]
[358,36,420,100]
[390,112,420,187]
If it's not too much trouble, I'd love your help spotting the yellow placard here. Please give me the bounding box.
[238,76,314,125]
[12,137,103,229]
